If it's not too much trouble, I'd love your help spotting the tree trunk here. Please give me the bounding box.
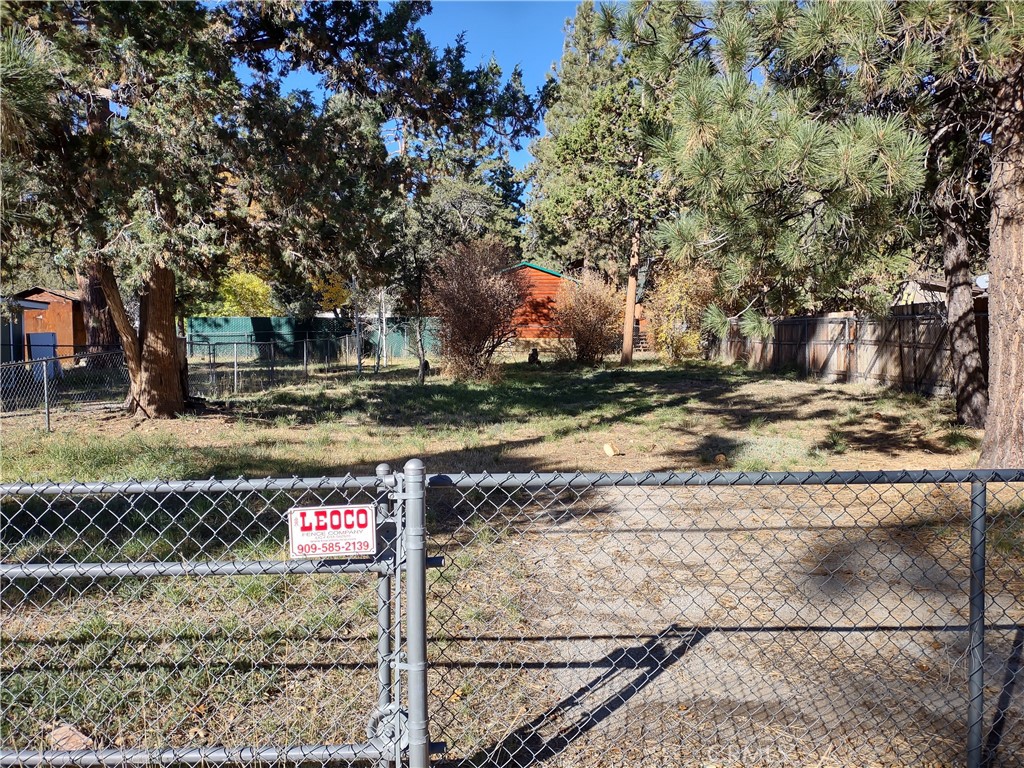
[96,260,142,385]
[381,294,389,368]
[620,222,640,365]
[77,260,119,349]
[353,279,363,377]
[979,66,1024,467]
[374,287,384,374]
[940,209,988,427]
[415,301,428,385]
[97,259,184,418]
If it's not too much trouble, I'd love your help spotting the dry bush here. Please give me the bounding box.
[645,265,718,362]
[428,237,526,381]
[553,273,622,365]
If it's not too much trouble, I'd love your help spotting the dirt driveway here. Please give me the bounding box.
[427,478,1024,767]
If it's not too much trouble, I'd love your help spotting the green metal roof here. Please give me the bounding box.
[503,261,565,278]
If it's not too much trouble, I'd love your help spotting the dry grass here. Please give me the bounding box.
[3,358,1015,767]
[0,358,983,484]
[423,482,1024,767]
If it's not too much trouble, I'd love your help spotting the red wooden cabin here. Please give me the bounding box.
[504,262,573,339]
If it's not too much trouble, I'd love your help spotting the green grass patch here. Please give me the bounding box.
[941,424,981,452]
[2,432,201,482]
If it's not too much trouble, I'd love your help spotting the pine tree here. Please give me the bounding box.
[750,0,1023,463]
[619,2,926,339]
[385,44,540,384]
[2,2,539,414]
[619,0,1023,464]
[527,1,670,364]
[0,26,57,241]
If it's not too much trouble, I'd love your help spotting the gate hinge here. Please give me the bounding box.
[366,704,409,751]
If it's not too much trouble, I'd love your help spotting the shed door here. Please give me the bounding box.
[27,332,59,381]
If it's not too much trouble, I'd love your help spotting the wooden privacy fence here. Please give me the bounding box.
[716,311,989,395]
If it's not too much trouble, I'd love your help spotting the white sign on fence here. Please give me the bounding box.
[287,505,377,559]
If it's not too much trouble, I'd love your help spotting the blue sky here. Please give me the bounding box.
[417,1,578,168]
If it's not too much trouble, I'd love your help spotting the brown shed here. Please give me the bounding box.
[12,287,86,356]
[504,262,573,340]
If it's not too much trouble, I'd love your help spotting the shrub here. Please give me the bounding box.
[645,265,717,363]
[428,238,526,381]
[553,274,621,366]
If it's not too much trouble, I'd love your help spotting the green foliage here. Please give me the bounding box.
[0,26,58,241]
[0,27,55,153]
[619,1,928,327]
[525,2,668,280]
[1,2,541,414]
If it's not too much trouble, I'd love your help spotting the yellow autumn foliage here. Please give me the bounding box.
[645,265,717,362]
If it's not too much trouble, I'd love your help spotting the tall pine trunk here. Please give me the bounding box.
[620,222,640,365]
[939,206,988,427]
[980,65,1024,467]
[97,259,184,418]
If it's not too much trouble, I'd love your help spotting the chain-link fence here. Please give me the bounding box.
[3,467,1022,767]
[0,338,372,429]
[0,464,435,767]
[185,329,433,399]
[424,469,1024,768]
[185,339,361,399]
[0,351,129,428]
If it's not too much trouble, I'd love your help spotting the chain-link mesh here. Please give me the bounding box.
[4,469,1021,767]
[186,339,365,399]
[0,475,411,765]
[0,351,129,420]
[0,339,367,428]
[425,470,1024,768]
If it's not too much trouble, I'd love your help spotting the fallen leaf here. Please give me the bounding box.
[48,724,93,751]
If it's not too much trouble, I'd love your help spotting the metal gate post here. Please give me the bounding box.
[375,464,394,718]
[233,343,239,394]
[968,480,987,768]
[403,459,430,768]
[42,362,51,432]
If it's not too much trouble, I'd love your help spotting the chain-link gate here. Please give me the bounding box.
[424,469,1024,768]
[0,461,436,767]
[4,465,1023,767]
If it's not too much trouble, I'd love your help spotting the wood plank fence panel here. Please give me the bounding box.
[716,312,988,396]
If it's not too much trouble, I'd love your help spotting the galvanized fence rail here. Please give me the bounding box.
[0,462,436,767]
[3,467,1023,767]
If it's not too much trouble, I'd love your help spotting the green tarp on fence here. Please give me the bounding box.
[187,316,440,360]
